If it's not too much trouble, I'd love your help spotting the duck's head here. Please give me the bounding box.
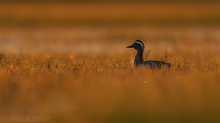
[127,40,145,51]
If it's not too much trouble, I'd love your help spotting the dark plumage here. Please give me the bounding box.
[127,40,171,68]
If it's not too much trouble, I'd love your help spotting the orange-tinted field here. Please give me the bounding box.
[0,2,220,123]
[0,26,220,123]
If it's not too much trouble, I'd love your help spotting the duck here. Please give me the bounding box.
[127,40,171,68]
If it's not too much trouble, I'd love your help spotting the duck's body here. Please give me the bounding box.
[127,40,171,69]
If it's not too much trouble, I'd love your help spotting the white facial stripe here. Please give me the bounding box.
[135,41,144,50]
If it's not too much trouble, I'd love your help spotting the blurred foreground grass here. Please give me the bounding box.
[0,53,220,123]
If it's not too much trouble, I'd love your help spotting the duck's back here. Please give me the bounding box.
[143,60,171,69]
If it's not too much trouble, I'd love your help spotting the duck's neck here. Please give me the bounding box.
[133,50,144,67]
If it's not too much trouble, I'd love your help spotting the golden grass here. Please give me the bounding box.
[0,20,220,122]
[1,1,220,122]
[0,51,220,123]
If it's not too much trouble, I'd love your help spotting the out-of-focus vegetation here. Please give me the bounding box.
[0,2,220,27]
[0,52,220,123]
[0,1,220,123]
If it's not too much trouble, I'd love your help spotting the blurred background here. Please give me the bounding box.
[0,0,220,54]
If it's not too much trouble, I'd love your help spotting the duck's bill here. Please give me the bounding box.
[126,45,133,48]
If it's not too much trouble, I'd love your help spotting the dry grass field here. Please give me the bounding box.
[0,1,220,123]
[0,27,220,123]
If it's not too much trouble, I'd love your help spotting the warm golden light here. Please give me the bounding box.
[0,1,220,123]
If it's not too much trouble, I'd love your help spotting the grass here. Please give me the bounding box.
[0,2,220,122]
[0,51,220,123]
